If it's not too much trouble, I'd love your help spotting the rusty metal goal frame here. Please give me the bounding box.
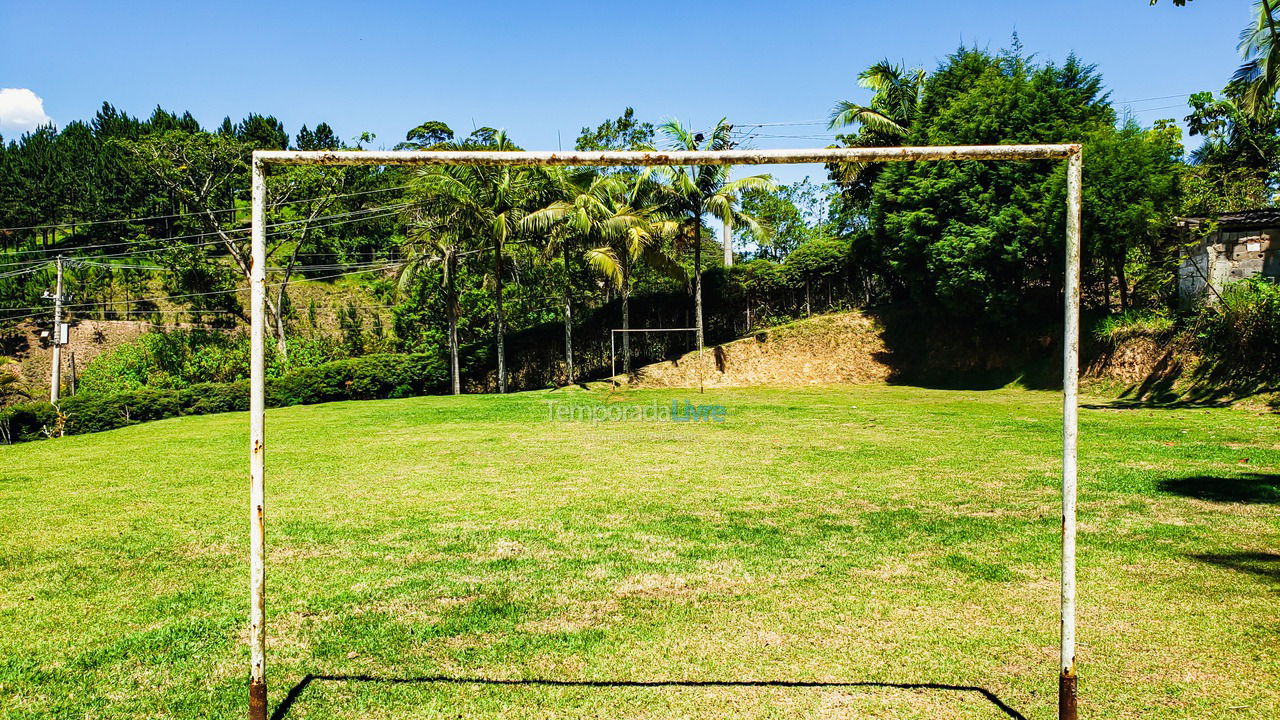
[247,144,1084,720]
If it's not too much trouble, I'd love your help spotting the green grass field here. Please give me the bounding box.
[2,386,1277,719]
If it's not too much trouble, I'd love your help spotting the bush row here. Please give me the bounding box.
[0,353,447,443]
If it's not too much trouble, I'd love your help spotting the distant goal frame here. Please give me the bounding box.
[247,143,1084,720]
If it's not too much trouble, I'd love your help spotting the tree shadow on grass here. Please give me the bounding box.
[1191,552,1280,587]
[1157,474,1280,504]
[271,674,1030,720]
[1080,398,1233,410]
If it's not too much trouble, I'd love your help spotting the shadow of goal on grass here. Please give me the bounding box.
[271,673,1029,720]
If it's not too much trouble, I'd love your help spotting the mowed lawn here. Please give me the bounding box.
[1,386,1277,719]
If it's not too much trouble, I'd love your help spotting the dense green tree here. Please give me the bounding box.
[1043,120,1185,310]
[234,113,288,150]
[738,179,831,261]
[575,107,655,151]
[398,120,455,150]
[295,123,343,151]
[868,46,1114,319]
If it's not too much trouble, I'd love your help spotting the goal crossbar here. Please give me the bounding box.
[247,144,1083,720]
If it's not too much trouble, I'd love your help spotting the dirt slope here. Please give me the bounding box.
[1,319,164,400]
[629,312,891,388]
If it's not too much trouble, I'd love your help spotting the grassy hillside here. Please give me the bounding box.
[1,387,1277,719]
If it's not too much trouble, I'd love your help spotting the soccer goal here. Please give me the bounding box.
[609,326,701,390]
[246,143,1084,720]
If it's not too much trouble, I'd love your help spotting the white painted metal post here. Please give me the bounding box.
[248,157,268,720]
[1059,147,1082,720]
[245,143,1084,720]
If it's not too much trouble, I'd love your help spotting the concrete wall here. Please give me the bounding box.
[1178,228,1278,305]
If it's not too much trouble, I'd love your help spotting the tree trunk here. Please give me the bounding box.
[274,247,302,360]
[562,241,574,385]
[1101,263,1111,313]
[494,236,507,393]
[693,214,704,350]
[447,251,460,395]
[622,263,632,374]
[1116,258,1129,311]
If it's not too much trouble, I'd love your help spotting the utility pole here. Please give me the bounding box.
[47,255,66,404]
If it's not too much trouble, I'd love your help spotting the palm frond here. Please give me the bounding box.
[583,246,624,289]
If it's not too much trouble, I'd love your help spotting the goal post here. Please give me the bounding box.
[248,143,1083,720]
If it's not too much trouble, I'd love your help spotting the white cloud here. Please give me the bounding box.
[0,88,53,134]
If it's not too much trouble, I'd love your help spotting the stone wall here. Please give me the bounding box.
[1178,227,1278,305]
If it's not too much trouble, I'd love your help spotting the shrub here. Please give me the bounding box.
[179,380,250,415]
[0,352,449,443]
[1194,277,1280,377]
[0,401,59,443]
[784,237,850,286]
[77,330,345,396]
[270,353,447,406]
[1093,309,1176,344]
[61,389,184,434]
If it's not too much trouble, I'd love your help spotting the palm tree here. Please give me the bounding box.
[408,131,535,393]
[1233,0,1280,117]
[0,359,29,407]
[525,171,683,375]
[1158,0,1280,118]
[522,167,594,383]
[395,227,466,394]
[651,118,772,350]
[827,60,926,197]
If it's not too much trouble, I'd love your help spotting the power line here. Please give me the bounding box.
[735,119,830,129]
[0,183,412,234]
[0,262,406,314]
[1123,103,1189,113]
[71,258,400,273]
[1116,93,1192,104]
[0,264,51,279]
[0,204,409,267]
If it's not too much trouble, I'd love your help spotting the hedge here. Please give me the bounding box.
[0,353,447,443]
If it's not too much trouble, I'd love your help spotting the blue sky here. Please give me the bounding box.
[0,0,1254,185]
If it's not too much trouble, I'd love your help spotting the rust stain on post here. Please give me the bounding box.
[249,679,267,720]
[1059,666,1078,720]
